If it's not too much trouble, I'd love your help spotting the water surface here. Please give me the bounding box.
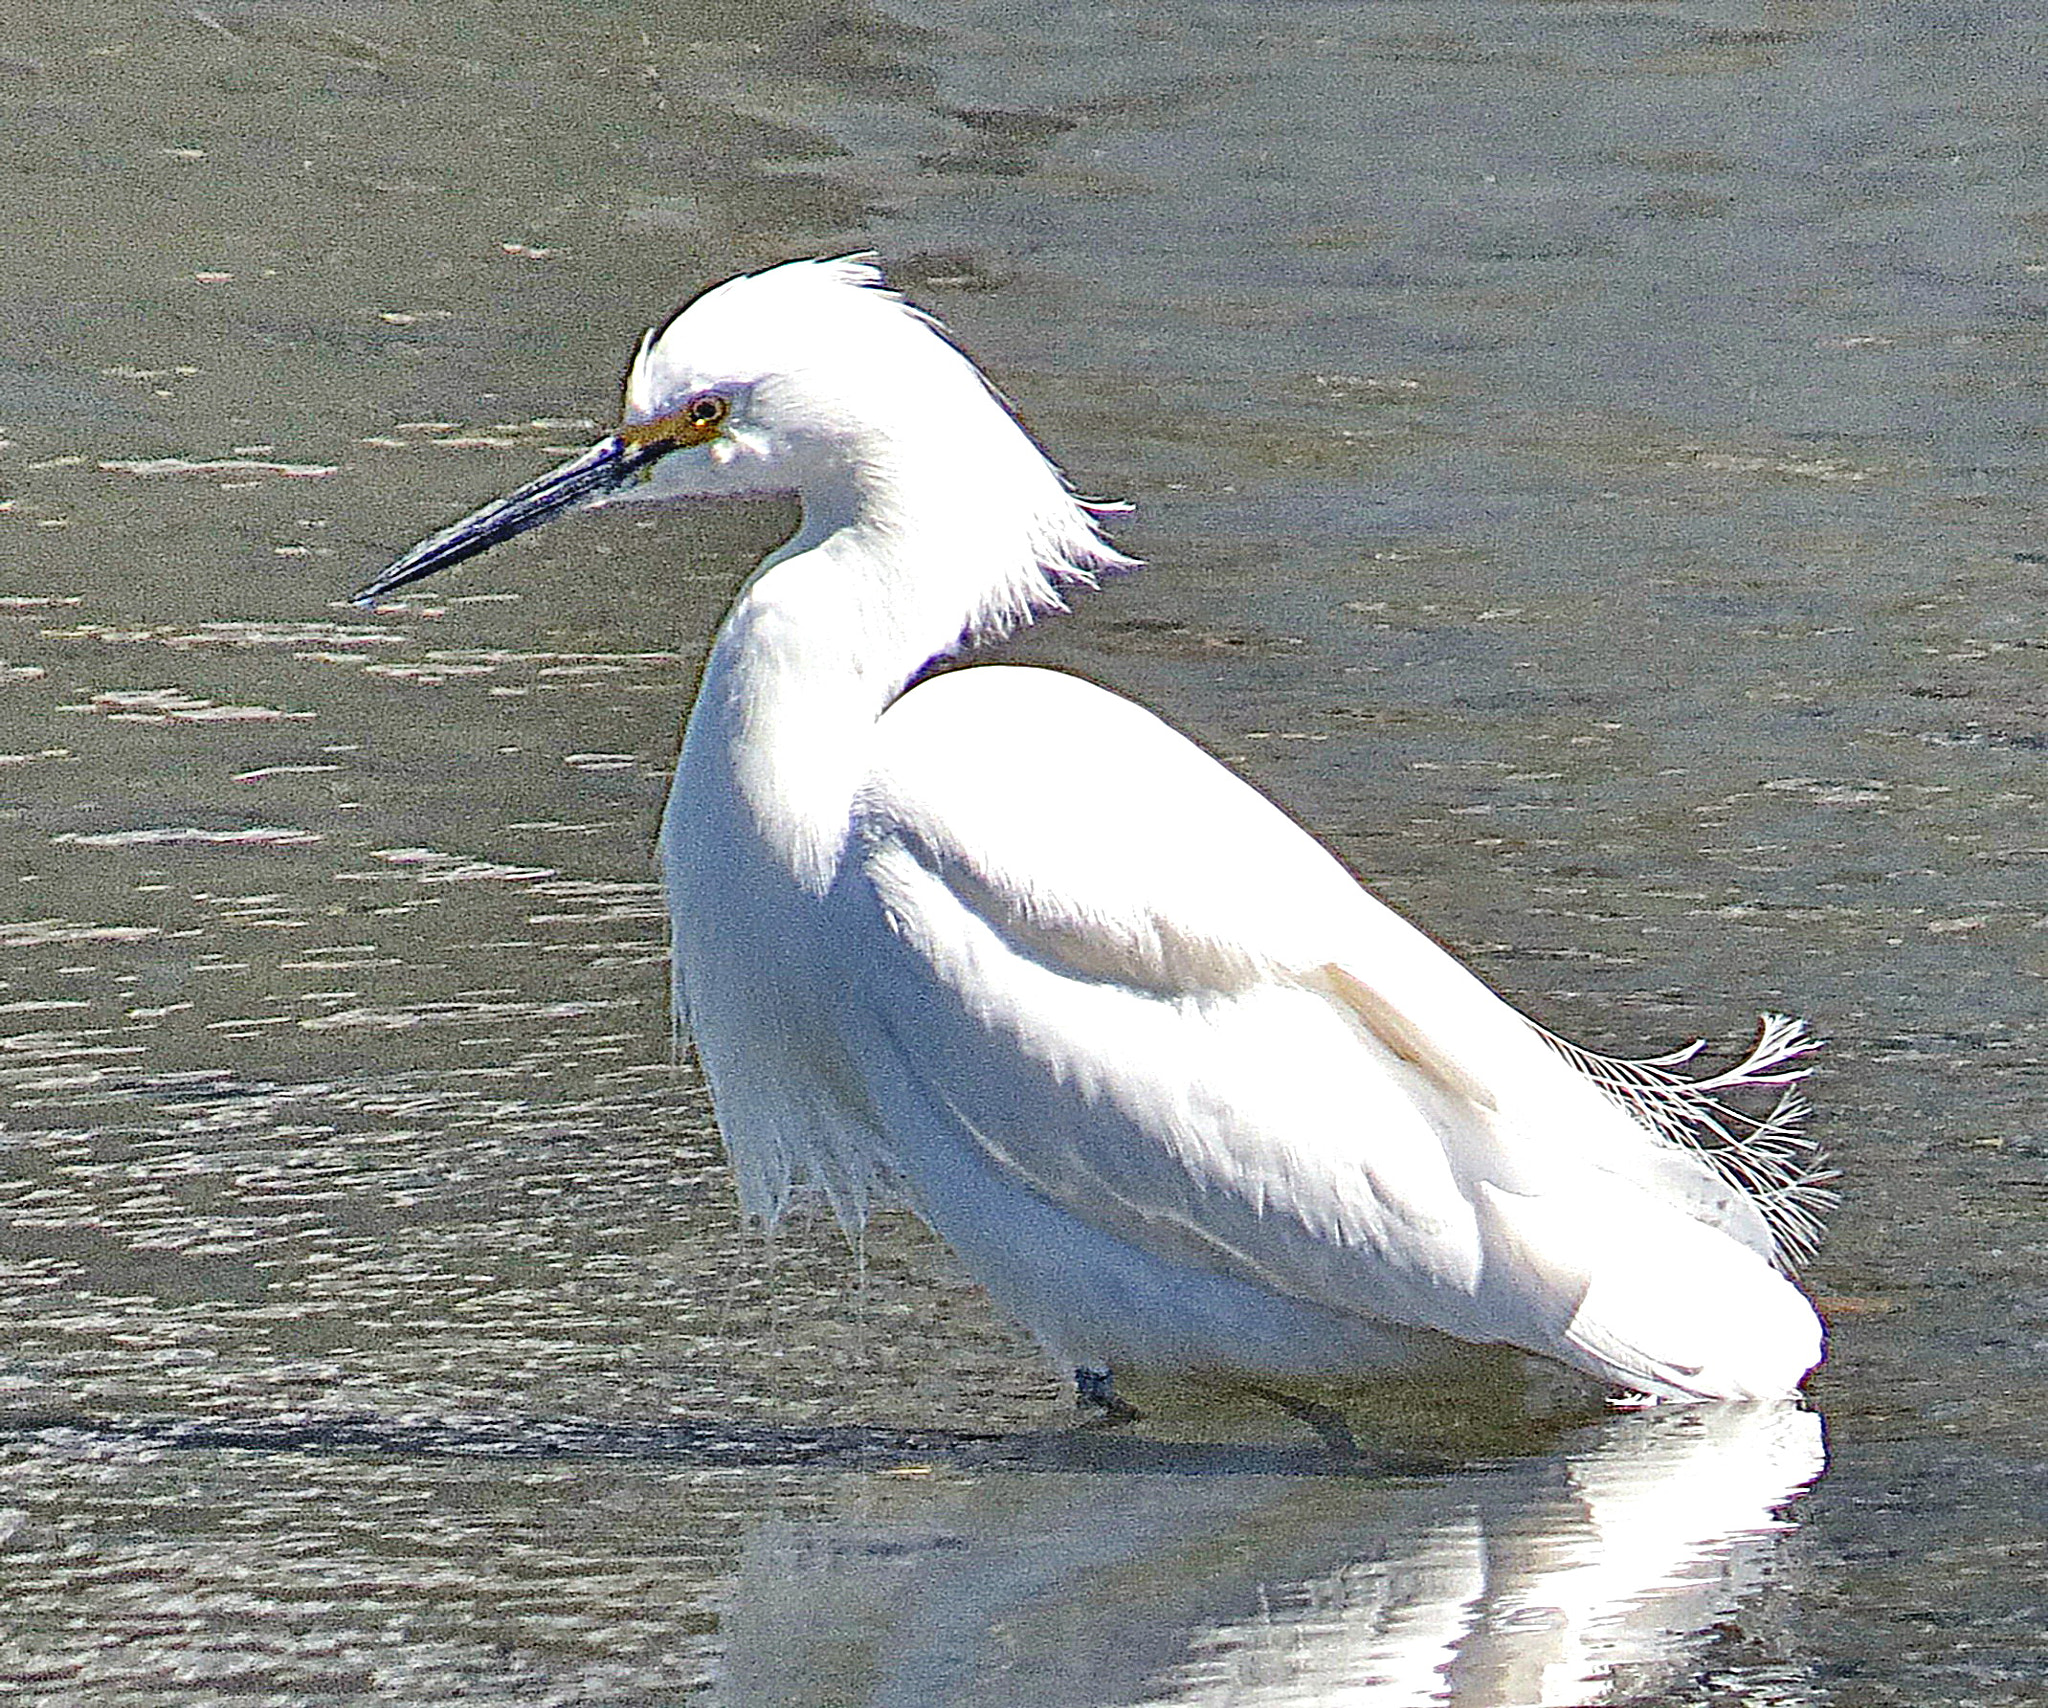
[2,1,2045,1702]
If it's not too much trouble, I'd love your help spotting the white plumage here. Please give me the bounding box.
[362,257,1831,1413]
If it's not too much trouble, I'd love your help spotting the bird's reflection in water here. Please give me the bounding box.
[714,1401,1822,1708]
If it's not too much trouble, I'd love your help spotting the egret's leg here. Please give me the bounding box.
[1243,1383,1361,1457]
[1074,1364,1141,1425]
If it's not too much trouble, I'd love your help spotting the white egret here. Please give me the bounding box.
[359,257,1832,1424]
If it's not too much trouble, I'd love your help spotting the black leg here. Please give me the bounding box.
[1243,1383,1361,1457]
[1074,1364,1142,1425]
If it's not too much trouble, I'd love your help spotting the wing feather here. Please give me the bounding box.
[832,663,1820,1392]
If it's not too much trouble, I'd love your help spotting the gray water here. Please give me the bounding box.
[1,0,2044,1701]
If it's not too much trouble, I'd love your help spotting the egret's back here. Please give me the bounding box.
[828,665,1823,1400]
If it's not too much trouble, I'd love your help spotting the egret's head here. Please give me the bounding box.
[616,256,986,506]
[356,257,1089,606]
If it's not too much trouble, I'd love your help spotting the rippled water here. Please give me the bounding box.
[2,1,2045,1702]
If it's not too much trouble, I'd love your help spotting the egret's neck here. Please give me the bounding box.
[678,519,1004,896]
[673,416,1121,895]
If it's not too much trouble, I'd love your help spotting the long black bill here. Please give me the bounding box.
[353,435,665,607]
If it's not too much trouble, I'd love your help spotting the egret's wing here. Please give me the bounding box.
[837,665,1817,1393]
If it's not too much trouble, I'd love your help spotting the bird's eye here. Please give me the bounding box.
[685,393,729,429]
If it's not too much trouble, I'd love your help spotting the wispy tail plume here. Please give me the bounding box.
[1537,1013,1836,1271]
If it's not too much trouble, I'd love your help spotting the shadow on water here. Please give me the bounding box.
[0,1409,1437,1477]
